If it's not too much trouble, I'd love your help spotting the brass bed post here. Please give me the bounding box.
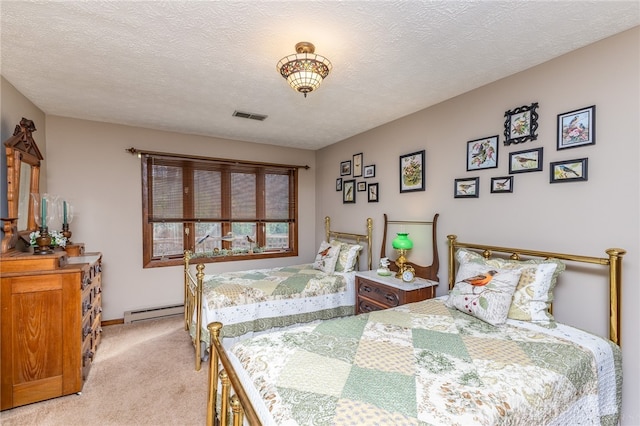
[607,248,626,346]
[195,263,204,371]
[183,250,192,331]
[447,235,457,290]
[366,217,373,271]
[325,216,331,242]
[207,322,222,426]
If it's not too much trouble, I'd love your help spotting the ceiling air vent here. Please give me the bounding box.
[232,110,268,121]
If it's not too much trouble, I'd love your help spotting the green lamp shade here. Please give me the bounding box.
[392,233,413,250]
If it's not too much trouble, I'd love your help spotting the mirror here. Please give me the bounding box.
[2,118,42,253]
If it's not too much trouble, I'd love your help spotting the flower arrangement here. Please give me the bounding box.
[29,230,68,248]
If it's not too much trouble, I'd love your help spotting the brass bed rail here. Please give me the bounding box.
[447,234,626,345]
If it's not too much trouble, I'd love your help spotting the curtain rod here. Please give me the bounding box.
[125,147,310,170]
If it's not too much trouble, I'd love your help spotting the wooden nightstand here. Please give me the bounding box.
[355,270,438,314]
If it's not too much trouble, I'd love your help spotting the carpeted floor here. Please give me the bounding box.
[0,315,208,425]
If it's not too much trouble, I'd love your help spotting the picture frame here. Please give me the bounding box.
[340,160,351,176]
[357,181,366,192]
[550,158,588,183]
[367,183,379,202]
[467,135,499,171]
[343,179,356,203]
[336,178,342,191]
[490,176,513,193]
[557,105,596,150]
[364,164,376,178]
[454,177,479,198]
[508,147,543,174]
[504,102,539,145]
[399,150,425,193]
[352,153,363,177]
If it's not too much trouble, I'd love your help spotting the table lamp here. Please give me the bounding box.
[392,233,413,278]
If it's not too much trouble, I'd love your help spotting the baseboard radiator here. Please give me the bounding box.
[123,304,184,324]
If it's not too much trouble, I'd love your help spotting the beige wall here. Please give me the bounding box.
[40,118,317,321]
[316,27,639,424]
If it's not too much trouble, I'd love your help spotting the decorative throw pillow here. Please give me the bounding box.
[332,241,363,272]
[445,259,522,326]
[456,248,566,324]
[312,241,340,274]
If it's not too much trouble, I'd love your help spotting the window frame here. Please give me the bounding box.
[140,152,299,268]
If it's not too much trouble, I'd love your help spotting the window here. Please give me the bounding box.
[141,153,298,268]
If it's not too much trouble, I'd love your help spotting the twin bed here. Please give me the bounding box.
[184,216,373,370]
[202,233,625,425]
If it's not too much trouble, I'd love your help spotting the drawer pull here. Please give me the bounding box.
[83,326,92,339]
[385,293,399,306]
[82,300,91,315]
[361,285,372,293]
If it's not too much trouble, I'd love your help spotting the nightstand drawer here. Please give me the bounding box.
[357,280,401,307]
[355,271,438,315]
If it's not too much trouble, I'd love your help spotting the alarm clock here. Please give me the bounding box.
[401,266,416,283]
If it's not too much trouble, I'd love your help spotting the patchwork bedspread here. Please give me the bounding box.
[191,264,355,344]
[229,299,622,425]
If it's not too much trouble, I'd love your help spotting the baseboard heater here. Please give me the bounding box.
[123,304,184,324]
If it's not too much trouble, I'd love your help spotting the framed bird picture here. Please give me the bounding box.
[550,158,588,183]
[467,135,498,171]
[508,147,543,174]
[454,177,479,198]
[504,102,539,145]
[343,179,356,203]
[557,105,595,150]
[490,176,513,193]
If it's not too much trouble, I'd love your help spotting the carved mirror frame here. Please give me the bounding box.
[2,118,43,253]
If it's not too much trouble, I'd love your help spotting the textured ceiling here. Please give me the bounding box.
[1,1,638,150]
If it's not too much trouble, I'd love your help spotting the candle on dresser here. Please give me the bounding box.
[41,197,47,228]
[63,201,67,225]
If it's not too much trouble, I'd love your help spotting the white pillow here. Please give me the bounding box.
[445,259,522,326]
[456,248,565,324]
[332,241,363,272]
[312,241,340,274]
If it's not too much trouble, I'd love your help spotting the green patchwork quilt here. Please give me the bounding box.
[229,299,622,425]
[193,264,354,343]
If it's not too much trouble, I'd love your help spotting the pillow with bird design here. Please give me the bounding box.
[445,259,522,326]
[331,241,362,272]
[312,241,341,274]
[456,248,565,324]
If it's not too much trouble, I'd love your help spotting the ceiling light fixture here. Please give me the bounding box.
[276,42,332,98]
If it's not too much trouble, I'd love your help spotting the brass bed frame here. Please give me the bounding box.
[184,216,373,371]
[205,235,625,425]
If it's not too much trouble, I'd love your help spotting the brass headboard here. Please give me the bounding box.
[324,216,373,271]
[447,234,625,345]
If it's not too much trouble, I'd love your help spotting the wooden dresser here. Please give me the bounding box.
[355,270,437,314]
[0,250,103,410]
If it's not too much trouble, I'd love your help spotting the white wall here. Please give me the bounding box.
[315,28,639,424]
